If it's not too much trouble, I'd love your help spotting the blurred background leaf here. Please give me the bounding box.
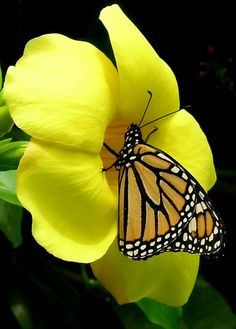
[114,302,163,329]
[183,275,236,329]
[137,299,182,329]
[0,139,28,171]
[0,199,22,248]
[0,170,21,206]
[0,102,14,137]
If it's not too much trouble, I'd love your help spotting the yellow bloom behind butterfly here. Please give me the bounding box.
[4,4,216,306]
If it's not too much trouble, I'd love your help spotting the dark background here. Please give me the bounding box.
[1,0,236,321]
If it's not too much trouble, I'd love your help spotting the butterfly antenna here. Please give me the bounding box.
[139,107,181,129]
[137,91,153,126]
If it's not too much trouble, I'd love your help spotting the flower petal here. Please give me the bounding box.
[91,240,199,306]
[100,5,179,123]
[4,34,119,152]
[17,139,117,262]
[145,109,216,190]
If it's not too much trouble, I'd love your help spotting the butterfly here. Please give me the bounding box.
[103,91,225,260]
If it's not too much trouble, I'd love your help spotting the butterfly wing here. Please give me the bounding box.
[118,143,200,260]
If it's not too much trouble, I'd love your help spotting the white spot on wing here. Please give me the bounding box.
[188,185,194,193]
[195,203,202,214]
[189,218,197,233]
[183,233,188,241]
[158,153,174,163]
[171,166,180,173]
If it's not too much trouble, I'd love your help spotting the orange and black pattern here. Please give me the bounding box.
[105,122,225,260]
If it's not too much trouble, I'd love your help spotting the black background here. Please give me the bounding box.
[1,0,236,316]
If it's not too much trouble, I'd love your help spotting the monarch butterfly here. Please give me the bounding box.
[103,92,225,260]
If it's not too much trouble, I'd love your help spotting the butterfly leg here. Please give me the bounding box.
[102,142,118,171]
[103,142,118,157]
[102,164,114,172]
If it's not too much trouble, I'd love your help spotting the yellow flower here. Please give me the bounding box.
[4,4,216,306]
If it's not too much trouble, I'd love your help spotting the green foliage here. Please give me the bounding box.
[112,276,236,329]
[0,170,21,206]
[0,199,22,247]
[0,68,14,136]
[0,138,28,171]
[137,299,182,329]
[183,275,236,329]
[114,302,163,329]
[113,299,182,329]
[0,101,14,137]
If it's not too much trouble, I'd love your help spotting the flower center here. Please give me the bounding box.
[100,118,128,194]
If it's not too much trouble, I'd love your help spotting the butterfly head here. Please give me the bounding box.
[124,123,143,145]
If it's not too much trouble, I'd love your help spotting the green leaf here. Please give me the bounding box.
[0,198,23,247]
[0,138,12,145]
[0,170,21,206]
[113,302,163,329]
[3,125,31,142]
[0,102,14,137]
[0,138,28,170]
[183,275,236,329]
[0,68,14,137]
[137,298,182,329]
